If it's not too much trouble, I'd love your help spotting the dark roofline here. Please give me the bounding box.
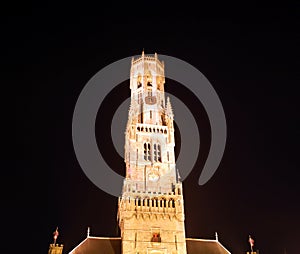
[68,236,122,254]
[69,236,231,254]
[186,238,231,254]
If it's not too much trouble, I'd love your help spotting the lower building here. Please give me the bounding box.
[69,235,231,254]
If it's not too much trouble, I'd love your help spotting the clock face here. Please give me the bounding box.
[148,170,160,182]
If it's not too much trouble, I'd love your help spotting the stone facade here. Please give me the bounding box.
[118,52,187,254]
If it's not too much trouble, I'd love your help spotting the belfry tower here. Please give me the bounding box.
[68,51,232,254]
[118,52,187,254]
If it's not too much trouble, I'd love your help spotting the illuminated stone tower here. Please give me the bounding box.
[118,52,187,254]
[68,51,232,254]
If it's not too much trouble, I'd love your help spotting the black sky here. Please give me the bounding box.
[11,2,299,254]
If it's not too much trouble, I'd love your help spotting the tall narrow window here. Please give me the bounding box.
[147,143,151,161]
[153,143,162,162]
[150,110,152,119]
[144,142,151,161]
[144,143,147,160]
[157,144,161,162]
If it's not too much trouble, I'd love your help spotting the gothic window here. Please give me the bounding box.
[161,198,166,208]
[137,74,142,88]
[146,74,152,87]
[135,197,141,206]
[152,197,158,207]
[144,142,151,161]
[157,144,161,162]
[170,199,175,208]
[154,144,161,162]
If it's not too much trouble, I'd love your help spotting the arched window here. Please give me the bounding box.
[157,144,161,162]
[146,73,152,87]
[154,143,161,162]
[169,198,175,208]
[161,198,166,208]
[135,197,141,206]
[152,198,158,207]
[144,142,151,161]
[137,75,142,88]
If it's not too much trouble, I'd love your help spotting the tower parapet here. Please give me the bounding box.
[48,244,64,254]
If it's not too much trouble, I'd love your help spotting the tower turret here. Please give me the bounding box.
[48,227,63,254]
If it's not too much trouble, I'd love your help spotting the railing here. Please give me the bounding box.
[119,196,180,213]
[136,123,168,135]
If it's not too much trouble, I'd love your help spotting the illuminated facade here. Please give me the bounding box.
[68,52,231,254]
[118,52,186,254]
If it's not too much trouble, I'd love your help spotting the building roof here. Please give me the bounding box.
[68,236,231,254]
[69,237,121,254]
[186,238,231,254]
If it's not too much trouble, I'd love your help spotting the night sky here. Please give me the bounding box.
[12,3,299,254]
